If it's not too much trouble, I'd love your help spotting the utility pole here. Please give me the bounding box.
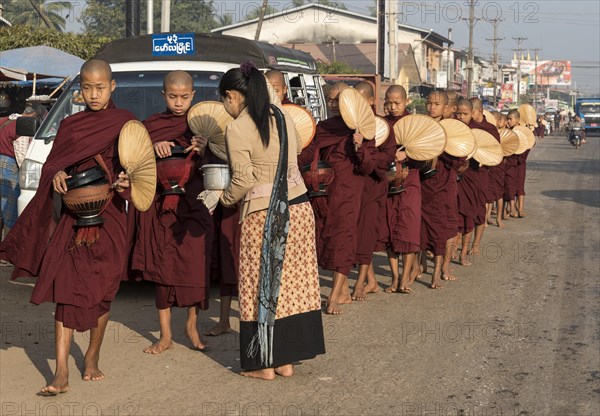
[160,0,170,32]
[464,0,479,98]
[387,0,398,80]
[531,48,542,108]
[447,28,452,90]
[512,36,527,105]
[486,18,503,108]
[376,0,385,76]
[254,0,269,41]
[147,0,154,34]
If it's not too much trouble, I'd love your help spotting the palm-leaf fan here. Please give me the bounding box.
[283,104,316,149]
[518,104,538,128]
[513,124,536,150]
[512,126,530,155]
[338,88,376,139]
[374,116,391,147]
[393,114,446,161]
[187,101,233,161]
[439,119,475,157]
[483,109,497,127]
[118,120,157,212]
[499,127,519,156]
[471,129,503,166]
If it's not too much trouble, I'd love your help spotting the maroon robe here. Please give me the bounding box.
[376,111,422,254]
[420,152,464,256]
[0,102,136,331]
[516,149,529,196]
[205,147,241,297]
[504,154,519,201]
[132,111,213,310]
[0,116,17,158]
[355,116,395,264]
[467,120,491,225]
[298,116,375,275]
[476,118,504,203]
[457,158,487,233]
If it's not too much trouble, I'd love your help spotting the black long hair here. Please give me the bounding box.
[219,65,271,147]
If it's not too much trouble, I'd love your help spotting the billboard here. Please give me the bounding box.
[511,60,572,87]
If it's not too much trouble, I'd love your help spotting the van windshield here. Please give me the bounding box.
[36,70,222,140]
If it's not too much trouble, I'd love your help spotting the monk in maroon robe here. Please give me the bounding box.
[0,59,136,395]
[504,110,522,218]
[376,86,422,294]
[265,69,293,104]
[132,71,213,354]
[204,146,241,337]
[351,81,392,300]
[298,82,375,315]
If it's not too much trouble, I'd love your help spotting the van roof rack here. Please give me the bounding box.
[94,33,317,73]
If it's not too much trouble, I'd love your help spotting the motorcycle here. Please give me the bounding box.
[569,126,583,149]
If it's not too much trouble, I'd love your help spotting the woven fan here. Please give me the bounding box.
[374,116,391,147]
[393,114,446,161]
[483,109,497,127]
[499,127,519,156]
[512,126,529,155]
[471,129,503,166]
[339,88,376,139]
[283,104,316,149]
[513,124,536,150]
[518,104,538,127]
[439,119,475,157]
[188,101,233,161]
[118,120,157,211]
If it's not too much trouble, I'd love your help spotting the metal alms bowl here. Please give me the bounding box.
[201,164,231,190]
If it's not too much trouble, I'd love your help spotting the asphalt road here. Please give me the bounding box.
[1,133,599,416]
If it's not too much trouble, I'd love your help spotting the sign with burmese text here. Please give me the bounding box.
[152,33,195,56]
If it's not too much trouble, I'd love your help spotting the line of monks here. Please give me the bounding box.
[0,61,534,394]
[298,82,533,315]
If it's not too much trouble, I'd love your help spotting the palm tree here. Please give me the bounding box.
[6,0,71,32]
[215,13,233,27]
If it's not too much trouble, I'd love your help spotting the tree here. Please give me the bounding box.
[2,0,72,31]
[317,0,347,10]
[0,25,114,59]
[214,13,233,28]
[292,0,304,6]
[317,61,359,74]
[245,4,278,20]
[80,0,217,37]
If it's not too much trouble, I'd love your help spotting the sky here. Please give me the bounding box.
[61,0,600,95]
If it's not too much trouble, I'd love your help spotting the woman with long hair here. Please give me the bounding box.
[199,62,325,380]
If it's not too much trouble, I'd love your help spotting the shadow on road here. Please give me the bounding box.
[541,189,600,208]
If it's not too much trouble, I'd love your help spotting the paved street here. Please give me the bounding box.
[1,133,599,416]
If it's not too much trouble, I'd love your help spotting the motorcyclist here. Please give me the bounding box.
[569,115,585,145]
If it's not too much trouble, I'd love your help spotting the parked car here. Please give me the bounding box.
[18,33,328,215]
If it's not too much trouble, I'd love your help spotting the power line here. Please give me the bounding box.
[512,36,527,105]
[486,19,504,107]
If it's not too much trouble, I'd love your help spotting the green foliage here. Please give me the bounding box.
[317,0,347,10]
[292,0,304,6]
[408,97,427,114]
[1,0,71,31]
[245,5,278,20]
[0,25,114,60]
[79,0,218,37]
[317,61,360,74]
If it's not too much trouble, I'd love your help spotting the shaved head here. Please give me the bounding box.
[354,81,375,99]
[470,97,483,112]
[428,90,448,105]
[458,98,473,111]
[163,70,193,90]
[80,58,112,81]
[447,91,459,107]
[329,82,349,98]
[386,85,407,100]
[265,69,285,85]
[326,82,349,118]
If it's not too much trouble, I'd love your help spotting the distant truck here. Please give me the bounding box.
[575,98,600,134]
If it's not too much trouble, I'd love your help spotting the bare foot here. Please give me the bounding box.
[364,282,380,295]
[468,244,480,256]
[275,364,294,377]
[241,368,276,381]
[429,284,443,289]
[398,287,412,294]
[325,300,342,315]
[185,323,207,351]
[384,285,398,293]
[39,372,69,396]
[83,357,104,381]
[496,220,505,228]
[441,273,458,281]
[204,321,231,337]
[143,337,173,355]
[339,293,352,305]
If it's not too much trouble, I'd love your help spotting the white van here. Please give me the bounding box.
[18,33,328,214]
